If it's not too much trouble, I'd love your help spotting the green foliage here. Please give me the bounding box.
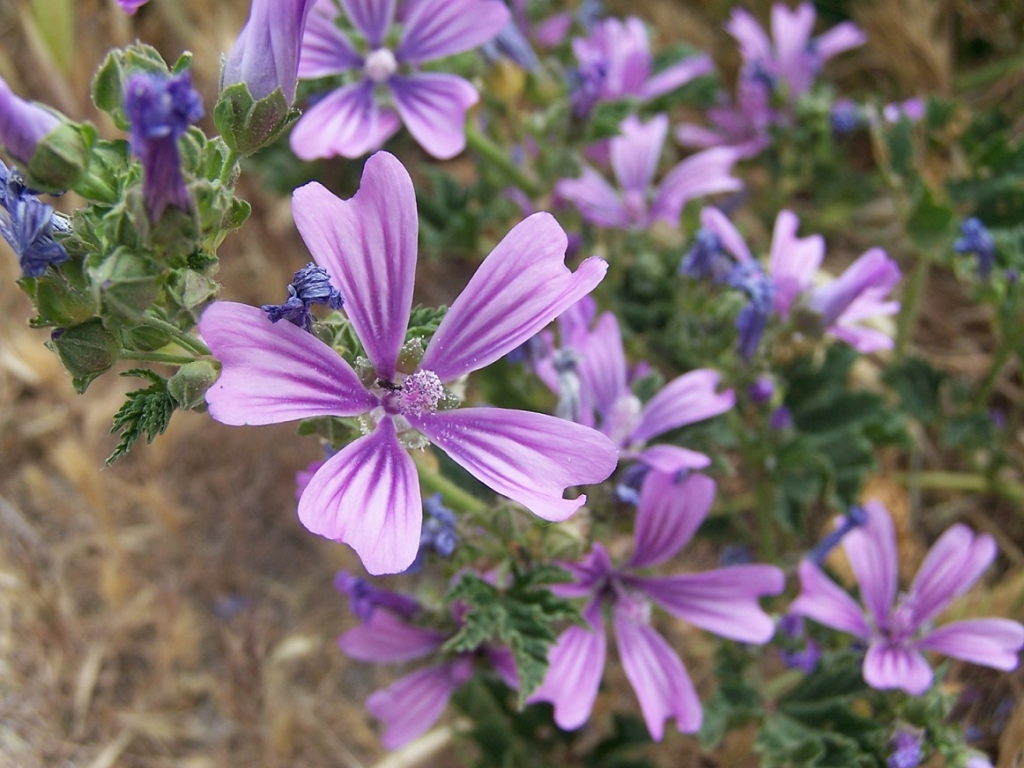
[444,564,582,707]
[699,642,765,749]
[106,369,177,464]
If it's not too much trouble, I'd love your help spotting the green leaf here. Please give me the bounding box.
[106,369,177,464]
[443,565,581,708]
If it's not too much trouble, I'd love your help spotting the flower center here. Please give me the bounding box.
[364,48,398,83]
[604,394,642,448]
[884,593,918,645]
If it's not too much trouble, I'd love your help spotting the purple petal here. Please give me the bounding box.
[366,659,473,749]
[389,73,478,159]
[529,599,606,730]
[840,499,898,630]
[200,302,377,424]
[486,646,520,690]
[675,123,731,150]
[725,8,772,63]
[614,607,702,739]
[917,619,1024,671]
[289,81,400,160]
[0,76,61,165]
[768,209,823,318]
[650,147,742,226]
[700,206,752,262]
[633,369,735,445]
[908,524,997,626]
[635,564,784,643]
[291,152,416,380]
[298,0,363,78]
[223,0,317,102]
[828,324,895,353]
[397,0,510,64]
[640,55,714,100]
[420,213,608,382]
[412,407,618,522]
[340,0,395,48]
[814,22,867,62]
[297,418,422,575]
[555,166,628,228]
[630,472,715,568]
[807,248,899,327]
[577,311,629,420]
[339,608,446,662]
[771,2,815,64]
[790,559,870,638]
[633,444,712,474]
[611,114,668,196]
[862,642,933,695]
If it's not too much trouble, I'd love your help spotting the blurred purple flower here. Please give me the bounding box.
[882,97,925,124]
[530,471,784,738]
[791,500,1024,695]
[954,217,996,278]
[888,728,923,768]
[536,296,735,478]
[291,0,509,160]
[556,114,742,231]
[0,161,70,277]
[340,605,517,748]
[124,71,203,220]
[569,16,713,117]
[199,152,617,575]
[726,259,775,359]
[334,570,420,622]
[748,376,774,404]
[777,614,821,673]
[222,0,316,103]
[0,76,61,166]
[116,0,151,14]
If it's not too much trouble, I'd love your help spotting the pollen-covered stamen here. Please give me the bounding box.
[364,48,398,83]
[398,369,445,415]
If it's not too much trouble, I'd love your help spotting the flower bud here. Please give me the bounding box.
[0,76,61,165]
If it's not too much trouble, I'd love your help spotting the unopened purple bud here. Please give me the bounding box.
[769,405,792,432]
[680,229,727,281]
[125,72,203,220]
[808,506,868,566]
[720,544,753,566]
[781,638,821,673]
[0,76,61,165]
[954,217,997,278]
[482,21,540,71]
[749,376,774,404]
[728,261,774,360]
[418,494,460,559]
[830,98,862,134]
[334,570,420,623]
[222,0,316,103]
[887,729,923,768]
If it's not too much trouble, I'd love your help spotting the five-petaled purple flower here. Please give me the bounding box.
[569,16,713,117]
[791,500,1024,695]
[198,152,618,575]
[556,114,741,231]
[291,0,509,160]
[124,72,204,220]
[0,160,70,277]
[340,598,518,748]
[530,471,784,738]
[0,75,61,166]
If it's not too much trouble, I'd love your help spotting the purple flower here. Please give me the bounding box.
[791,500,1024,695]
[290,0,509,160]
[198,152,618,575]
[0,76,61,166]
[340,606,518,748]
[222,0,316,103]
[726,259,774,360]
[777,614,821,673]
[335,570,420,622]
[882,98,925,125]
[405,494,460,572]
[954,217,996,278]
[556,114,742,231]
[0,161,70,277]
[748,376,774,404]
[262,262,345,332]
[530,471,784,738]
[888,728,923,768]
[569,16,713,117]
[124,72,203,220]
[536,297,735,477]
[116,0,150,13]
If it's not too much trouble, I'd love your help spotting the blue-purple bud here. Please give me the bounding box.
[769,404,792,432]
[954,217,997,278]
[0,162,70,277]
[482,21,540,71]
[680,229,730,282]
[0,76,61,166]
[261,262,345,332]
[830,98,862,134]
[887,729,923,768]
[808,505,868,566]
[727,260,774,360]
[124,72,203,220]
[421,494,459,558]
[334,571,420,623]
[749,376,774,404]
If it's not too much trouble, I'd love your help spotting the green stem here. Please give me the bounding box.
[898,470,1024,505]
[412,451,490,518]
[954,51,1024,92]
[219,148,239,186]
[975,338,1013,407]
[895,256,929,354]
[139,315,211,356]
[464,123,539,198]
[120,350,202,366]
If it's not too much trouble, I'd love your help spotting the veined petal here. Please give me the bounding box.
[917,619,1024,671]
[397,0,510,64]
[862,642,933,695]
[297,418,421,575]
[841,499,898,630]
[298,0,363,78]
[555,167,628,229]
[633,445,712,474]
[640,55,714,100]
[611,114,668,197]
[651,147,742,226]
[366,659,473,749]
[528,599,606,731]
[629,472,715,568]
[339,608,445,662]
[815,22,867,62]
[791,559,870,638]
[768,209,823,318]
[577,311,629,420]
[340,0,395,48]
[200,302,376,424]
[725,8,772,63]
[700,206,752,262]
[633,369,734,444]
[633,565,784,643]
[614,607,702,739]
[390,73,478,159]
[289,81,400,160]
[675,123,731,150]
[908,524,997,626]
[420,213,608,382]
[771,2,815,64]
[828,324,895,353]
[291,152,416,380]
[411,407,618,522]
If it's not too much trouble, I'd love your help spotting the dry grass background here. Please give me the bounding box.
[0,0,1023,766]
